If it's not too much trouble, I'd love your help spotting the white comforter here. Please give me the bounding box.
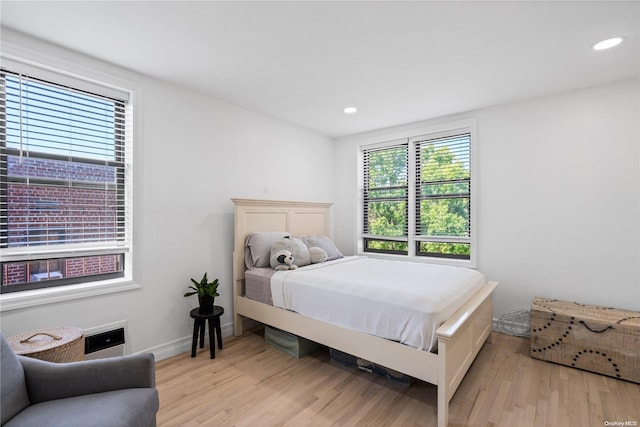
[271,256,486,351]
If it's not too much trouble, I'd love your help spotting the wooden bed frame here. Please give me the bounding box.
[232,198,497,427]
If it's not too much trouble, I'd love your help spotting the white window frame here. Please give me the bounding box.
[0,51,141,311]
[357,118,478,268]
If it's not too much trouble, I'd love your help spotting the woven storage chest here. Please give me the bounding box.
[530,297,640,383]
[8,327,84,363]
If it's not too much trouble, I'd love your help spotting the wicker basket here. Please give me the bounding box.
[531,297,640,383]
[7,327,84,363]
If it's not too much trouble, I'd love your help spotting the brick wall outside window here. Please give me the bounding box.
[2,155,121,286]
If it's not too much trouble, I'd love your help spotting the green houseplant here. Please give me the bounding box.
[184,273,219,314]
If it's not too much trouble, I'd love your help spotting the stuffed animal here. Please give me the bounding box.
[270,249,297,270]
[270,236,328,270]
[309,246,328,264]
[271,236,310,267]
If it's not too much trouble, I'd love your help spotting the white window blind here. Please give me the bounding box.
[1,68,130,291]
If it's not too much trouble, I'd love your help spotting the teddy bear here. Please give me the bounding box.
[270,236,328,270]
[270,249,298,270]
[309,246,328,264]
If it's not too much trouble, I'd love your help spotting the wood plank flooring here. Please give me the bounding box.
[155,329,640,426]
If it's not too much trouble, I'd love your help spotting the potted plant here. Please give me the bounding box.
[184,273,219,314]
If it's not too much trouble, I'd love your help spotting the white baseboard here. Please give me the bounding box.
[140,320,235,361]
[147,317,533,362]
[146,318,529,361]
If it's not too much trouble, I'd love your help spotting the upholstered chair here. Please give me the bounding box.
[1,331,159,427]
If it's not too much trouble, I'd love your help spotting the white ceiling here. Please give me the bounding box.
[1,1,638,138]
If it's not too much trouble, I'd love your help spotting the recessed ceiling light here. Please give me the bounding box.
[343,106,358,114]
[593,37,624,51]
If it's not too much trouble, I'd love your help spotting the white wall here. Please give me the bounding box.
[334,78,640,319]
[0,30,335,358]
[2,29,637,357]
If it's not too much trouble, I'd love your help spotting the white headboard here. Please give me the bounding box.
[231,198,333,315]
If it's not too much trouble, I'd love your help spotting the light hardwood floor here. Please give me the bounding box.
[155,329,640,426]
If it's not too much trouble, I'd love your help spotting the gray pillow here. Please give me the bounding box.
[300,235,343,261]
[245,232,290,269]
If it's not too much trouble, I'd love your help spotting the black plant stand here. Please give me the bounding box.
[189,306,224,359]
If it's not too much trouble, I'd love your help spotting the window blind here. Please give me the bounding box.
[1,68,129,290]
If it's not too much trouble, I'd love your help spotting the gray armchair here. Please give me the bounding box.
[1,331,159,427]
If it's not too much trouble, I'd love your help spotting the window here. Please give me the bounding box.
[362,143,409,254]
[414,133,471,259]
[1,67,131,293]
[361,123,475,264]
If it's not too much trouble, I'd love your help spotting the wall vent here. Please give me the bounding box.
[84,327,125,360]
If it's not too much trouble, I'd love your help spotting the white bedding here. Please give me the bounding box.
[271,256,486,351]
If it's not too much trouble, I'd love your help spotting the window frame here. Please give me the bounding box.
[358,119,478,268]
[0,53,140,311]
[362,141,409,255]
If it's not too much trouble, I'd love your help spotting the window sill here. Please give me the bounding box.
[0,278,141,312]
[358,251,477,269]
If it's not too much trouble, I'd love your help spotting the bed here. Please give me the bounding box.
[232,198,497,427]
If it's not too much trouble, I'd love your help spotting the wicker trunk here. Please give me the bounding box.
[530,297,640,383]
[7,327,84,363]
